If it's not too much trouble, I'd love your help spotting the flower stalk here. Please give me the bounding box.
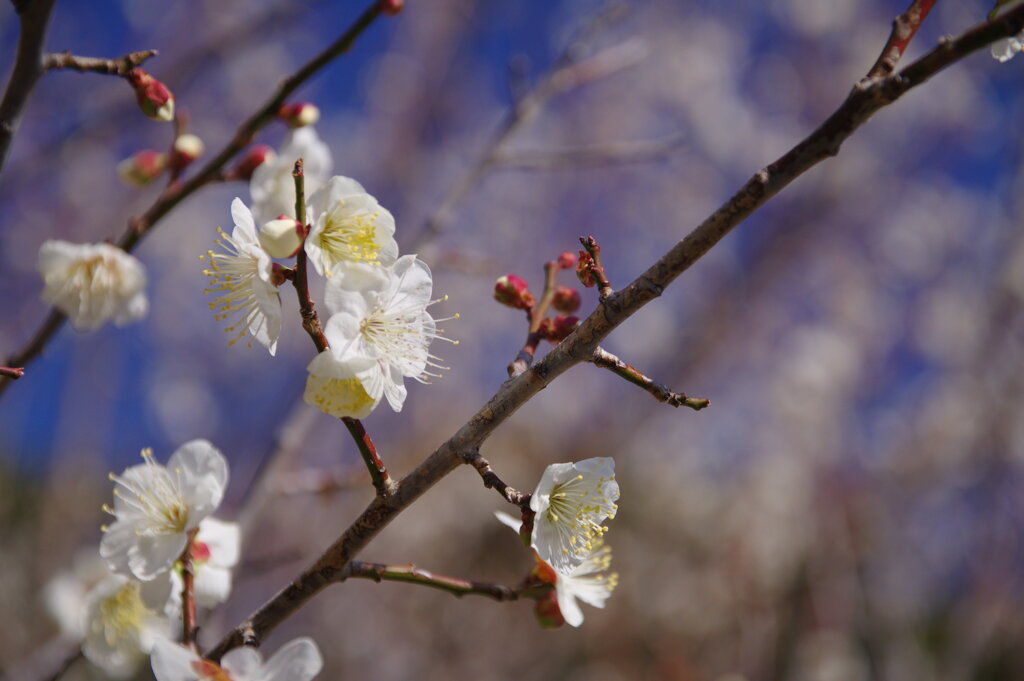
[180,528,199,646]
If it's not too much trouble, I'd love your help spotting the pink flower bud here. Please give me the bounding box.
[541,314,579,343]
[259,216,306,259]
[127,68,174,122]
[169,133,204,171]
[232,145,275,181]
[557,251,576,270]
[552,286,580,314]
[494,274,535,310]
[380,0,404,15]
[277,102,320,128]
[116,149,167,187]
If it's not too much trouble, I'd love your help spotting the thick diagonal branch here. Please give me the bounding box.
[591,346,709,411]
[206,4,1023,661]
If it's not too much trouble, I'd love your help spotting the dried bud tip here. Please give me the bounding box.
[380,0,404,15]
[552,286,581,314]
[127,68,174,122]
[117,149,167,187]
[494,274,535,310]
[278,102,320,128]
[259,217,306,259]
[232,145,276,181]
[557,251,576,269]
[170,133,204,170]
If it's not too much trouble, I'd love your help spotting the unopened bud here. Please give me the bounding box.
[259,216,306,259]
[533,592,565,629]
[380,0,404,15]
[117,149,167,187]
[232,145,276,181]
[540,314,579,343]
[576,250,597,287]
[557,251,576,270]
[127,68,175,122]
[278,102,320,128]
[494,274,535,310]
[552,286,580,313]
[169,133,204,171]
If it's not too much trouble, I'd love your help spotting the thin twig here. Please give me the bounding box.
[0,0,57,175]
[42,49,157,76]
[0,1,386,399]
[507,261,560,378]
[579,236,613,300]
[0,366,24,380]
[462,450,531,509]
[493,134,685,170]
[290,160,329,353]
[342,417,395,497]
[591,346,709,411]
[207,2,1012,660]
[866,0,939,78]
[343,561,527,601]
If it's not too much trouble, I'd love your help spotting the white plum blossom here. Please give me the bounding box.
[203,198,282,355]
[166,517,241,610]
[38,240,148,330]
[303,255,454,418]
[101,440,228,582]
[250,126,332,225]
[530,457,619,574]
[552,541,618,627]
[993,30,1024,62]
[304,176,398,276]
[44,549,110,641]
[151,636,323,681]
[81,573,175,679]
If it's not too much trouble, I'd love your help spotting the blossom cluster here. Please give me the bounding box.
[202,124,454,420]
[498,457,621,628]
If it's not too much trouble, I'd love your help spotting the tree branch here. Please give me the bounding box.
[462,450,531,509]
[42,49,157,76]
[0,0,57,175]
[0,1,386,398]
[342,561,527,601]
[866,0,939,78]
[206,2,1017,661]
[341,417,395,497]
[591,346,709,411]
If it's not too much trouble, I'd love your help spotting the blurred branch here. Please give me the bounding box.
[507,260,559,378]
[0,0,57,175]
[463,450,532,509]
[0,366,24,379]
[342,561,527,601]
[0,1,387,399]
[866,0,939,78]
[590,346,709,411]
[493,134,686,171]
[412,29,648,252]
[42,49,157,75]
[206,3,1024,660]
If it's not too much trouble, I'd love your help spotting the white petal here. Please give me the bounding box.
[198,518,241,568]
[150,638,201,681]
[169,440,228,518]
[222,647,263,681]
[138,571,174,611]
[494,511,522,533]
[231,198,258,243]
[381,363,408,411]
[556,582,586,627]
[261,638,323,681]
[193,565,232,608]
[100,519,140,576]
[129,533,187,581]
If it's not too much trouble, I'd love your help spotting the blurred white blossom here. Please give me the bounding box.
[166,517,241,610]
[250,126,332,225]
[151,636,323,681]
[82,574,174,679]
[37,240,148,330]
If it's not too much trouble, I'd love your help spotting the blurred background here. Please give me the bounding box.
[2,0,1024,679]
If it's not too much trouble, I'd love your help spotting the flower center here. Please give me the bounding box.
[318,200,383,269]
[545,473,618,559]
[108,449,190,534]
[94,581,146,647]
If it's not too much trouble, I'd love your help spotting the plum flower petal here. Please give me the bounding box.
[151,637,323,681]
[529,457,619,574]
[38,240,148,330]
[82,574,174,679]
[304,176,399,276]
[553,541,618,627]
[100,440,229,581]
[250,126,332,225]
[203,198,282,355]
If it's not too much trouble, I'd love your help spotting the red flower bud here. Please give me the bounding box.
[557,251,576,270]
[169,133,204,172]
[541,314,579,343]
[232,145,275,181]
[380,0,404,15]
[494,274,535,310]
[127,68,174,122]
[117,149,167,187]
[552,286,580,314]
[277,102,320,128]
